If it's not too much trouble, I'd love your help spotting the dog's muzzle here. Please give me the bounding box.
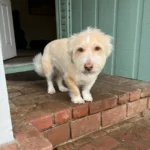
[84,63,93,71]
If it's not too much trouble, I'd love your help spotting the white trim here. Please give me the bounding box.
[0,34,14,145]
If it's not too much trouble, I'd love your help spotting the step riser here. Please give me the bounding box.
[32,98,150,147]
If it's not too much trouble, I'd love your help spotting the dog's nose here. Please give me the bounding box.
[84,63,93,71]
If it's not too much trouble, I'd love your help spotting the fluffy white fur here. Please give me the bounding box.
[33,27,112,104]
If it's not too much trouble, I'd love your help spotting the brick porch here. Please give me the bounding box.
[57,112,150,150]
[2,72,150,149]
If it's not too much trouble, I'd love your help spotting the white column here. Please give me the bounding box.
[0,39,14,145]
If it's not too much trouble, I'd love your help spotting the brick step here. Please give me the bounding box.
[57,113,150,150]
[7,74,150,149]
[0,126,53,150]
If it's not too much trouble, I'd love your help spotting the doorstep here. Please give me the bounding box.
[6,73,150,149]
[57,112,150,150]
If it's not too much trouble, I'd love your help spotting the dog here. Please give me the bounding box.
[33,27,112,104]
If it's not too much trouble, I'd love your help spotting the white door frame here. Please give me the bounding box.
[0,0,17,60]
[0,36,14,145]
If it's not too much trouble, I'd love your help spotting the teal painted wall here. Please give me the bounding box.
[72,0,117,75]
[57,0,150,82]
[137,0,150,81]
[114,0,143,79]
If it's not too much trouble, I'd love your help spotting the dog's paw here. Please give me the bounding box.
[71,96,85,104]
[82,92,93,102]
[59,86,68,92]
[48,87,56,94]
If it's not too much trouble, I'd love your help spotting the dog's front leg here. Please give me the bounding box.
[82,79,96,102]
[64,76,84,104]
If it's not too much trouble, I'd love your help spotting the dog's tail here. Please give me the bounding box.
[33,53,45,77]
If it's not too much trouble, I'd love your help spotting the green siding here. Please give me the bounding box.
[114,0,143,78]
[70,0,150,81]
[72,0,82,33]
[138,0,150,81]
[97,0,117,74]
[82,0,97,28]
[71,0,117,75]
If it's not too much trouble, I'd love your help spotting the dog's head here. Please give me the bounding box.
[68,27,113,74]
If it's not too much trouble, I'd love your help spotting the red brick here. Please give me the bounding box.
[134,118,150,127]
[72,103,88,119]
[19,136,53,150]
[117,147,130,150]
[72,137,92,147]
[117,91,129,105]
[7,88,19,93]
[44,123,70,147]
[106,89,129,104]
[102,105,126,127]
[27,110,52,131]
[105,121,134,133]
[80,143,97,150]
[42,101,72,124]
[127,98,147,117]
[11,92,49,106]
[9,91,22,99]
[55,109,71,124]
[140,84,150,98]
[91,135,119,149]
[14,123,41,143]
[100,75,129,85]
[113,130,150,149]
[93,82,129,104]
[115,86,141,101]
[148,97,150,109]
[129,89,141,101]
[71,113,100,138]
[9,101,18,115]
[57,143,74,150]
[89,130,106,139]
[132,127,150,141]
[94,79,141,102]
[122,79,143,86]
[0,143,19,150]
[57,137,92,150]
[89,93,117,114]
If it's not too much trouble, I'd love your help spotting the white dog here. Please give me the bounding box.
[33,27,112,104]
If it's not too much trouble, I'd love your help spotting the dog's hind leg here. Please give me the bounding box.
[56,73,68,92]
[41,54,56,94]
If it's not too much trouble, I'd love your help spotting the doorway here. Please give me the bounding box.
[4,0,57,73]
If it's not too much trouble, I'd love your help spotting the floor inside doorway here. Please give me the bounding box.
[4,49,41,65]
[4,49,42,74]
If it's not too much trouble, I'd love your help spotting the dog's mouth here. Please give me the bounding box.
[82,70,95,74]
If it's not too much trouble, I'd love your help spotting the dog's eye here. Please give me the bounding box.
[77,47,84,52]
[95,46,101,51]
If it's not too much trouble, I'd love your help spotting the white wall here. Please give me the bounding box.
[0,33,14,145]
[11,0,57,45]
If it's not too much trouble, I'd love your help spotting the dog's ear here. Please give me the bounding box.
[104,35,113,57]
[67,37,74,63]
[67,38,72,56]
